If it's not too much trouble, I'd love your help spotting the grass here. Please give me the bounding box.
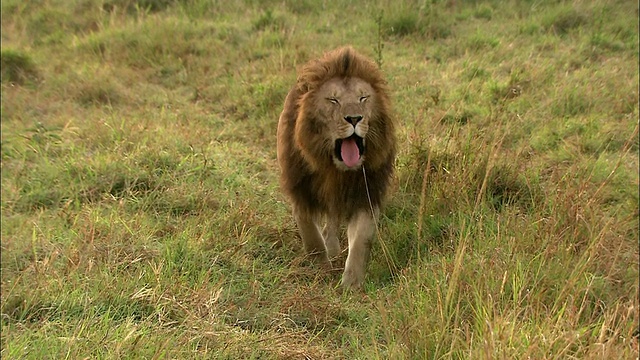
[1,0,638,358]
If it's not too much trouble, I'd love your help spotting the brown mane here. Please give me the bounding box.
[297,47,389,98]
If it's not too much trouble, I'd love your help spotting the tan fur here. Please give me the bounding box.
[277,46,396,289]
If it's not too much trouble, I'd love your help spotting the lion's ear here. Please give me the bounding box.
[296,78,309,93]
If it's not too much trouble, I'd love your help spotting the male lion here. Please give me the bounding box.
[277,46,396,289]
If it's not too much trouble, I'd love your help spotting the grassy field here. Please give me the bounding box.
[1,0,638,358]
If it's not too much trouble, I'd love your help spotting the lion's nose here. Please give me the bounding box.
[344,115,363,126]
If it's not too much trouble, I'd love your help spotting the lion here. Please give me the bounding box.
[277,46,396,289]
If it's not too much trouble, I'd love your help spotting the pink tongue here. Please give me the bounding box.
[341,138,360,167]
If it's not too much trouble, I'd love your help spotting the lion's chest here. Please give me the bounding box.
[292,169,378,218]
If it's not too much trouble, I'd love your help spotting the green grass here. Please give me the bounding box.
[1,0,638,358]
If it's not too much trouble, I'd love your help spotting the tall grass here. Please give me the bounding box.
[1,0,638,358]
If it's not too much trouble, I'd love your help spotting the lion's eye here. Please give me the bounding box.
[328,98,339,104]
[359,96,369,103]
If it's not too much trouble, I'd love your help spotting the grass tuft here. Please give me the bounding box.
[543,5,589,35]
[253,9,287,31]
[75,82,122,107]
[381,1,454,39]
[385,12,420,37]
[0,49,39,85]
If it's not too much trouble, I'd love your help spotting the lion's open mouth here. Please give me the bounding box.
[335,135,365,168]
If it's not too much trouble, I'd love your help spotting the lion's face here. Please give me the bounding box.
[312,77,377,171]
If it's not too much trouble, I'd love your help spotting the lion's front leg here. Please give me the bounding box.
[293,207,331,267]
[322,214,341,260]
[341,209,378,289]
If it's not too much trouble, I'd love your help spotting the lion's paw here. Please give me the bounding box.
[340,268,365,290]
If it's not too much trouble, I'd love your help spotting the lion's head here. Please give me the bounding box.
[292,46,394,172]
[277,46,396,216]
